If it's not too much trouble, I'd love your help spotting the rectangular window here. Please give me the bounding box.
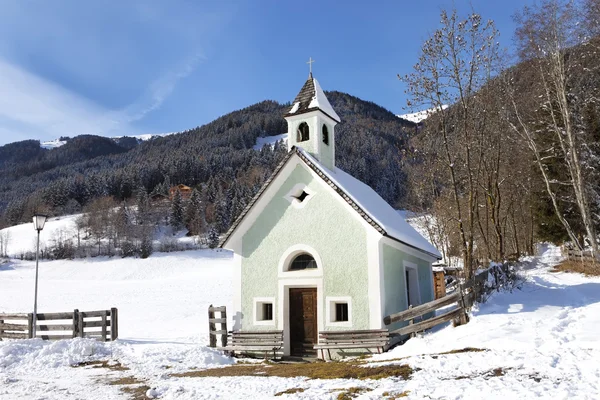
[335,303,349,322]
[262,303,273,321]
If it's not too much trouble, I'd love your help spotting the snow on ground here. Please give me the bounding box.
[398,105,449,123]
[0,214,198,258]
[0,214,82,257]
[253,133,288,150]
[1,244,600,399]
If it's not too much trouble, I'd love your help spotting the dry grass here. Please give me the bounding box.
[274,387,306,396]
[552,259,600,276]
[121,385,151,400]
[72,360,129,372]
[332,387,372,400]
[172,360,413,381]
[382,391,410,399]
[108,376,144,386]
[453,367,509,380]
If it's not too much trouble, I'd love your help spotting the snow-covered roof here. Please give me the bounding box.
[220,147,442,259]
[298,149,442,258]
[284,74,341,123]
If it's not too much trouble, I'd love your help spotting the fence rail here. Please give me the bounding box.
[0,308,118,342]
[383,291,469,337]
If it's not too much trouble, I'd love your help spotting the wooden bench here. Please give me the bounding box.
[217,330,284,359]
[313,329,389,360]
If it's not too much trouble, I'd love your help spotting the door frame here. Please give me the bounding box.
[278,278,323,356]
[404,261,421,307]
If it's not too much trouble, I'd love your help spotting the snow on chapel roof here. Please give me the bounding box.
[296,149,442,258]
[220,146,442,259]
[284,74,341,123]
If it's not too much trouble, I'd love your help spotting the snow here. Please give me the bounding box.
[0,214,83,257]
[1,243,600,398]
[309,78,341,122]
[289,102,300,114]
[0,213,199,258]
[398,105,449,123]
[299,150,441,258]
[40,139,68,149]
[38,133,173,150]
[253,133,288,150]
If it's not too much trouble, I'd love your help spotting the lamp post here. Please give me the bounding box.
[32,214,47,339]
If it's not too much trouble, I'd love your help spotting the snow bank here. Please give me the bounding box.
[0,338,111,369]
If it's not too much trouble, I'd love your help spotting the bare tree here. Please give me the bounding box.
[512,0,599,257]
[402,9,501,278]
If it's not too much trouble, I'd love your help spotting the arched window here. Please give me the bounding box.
[322,124,329,145]
[289,253,317,271]
[297,122,310,142]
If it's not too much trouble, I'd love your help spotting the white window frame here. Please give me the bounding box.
[253,297,276,326]
[278,244,323,278]
[325,296,352,327]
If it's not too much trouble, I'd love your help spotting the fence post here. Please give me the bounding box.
[78,311,85,338]
[110,308,118,341]
[73,309,79,338]
[220,307,227,348]
[208,305,216,348]
[407,305,415,338]
[27,313,34,339]
[0,319,3,339]
[457,284,469,326]
[101,313,107,342]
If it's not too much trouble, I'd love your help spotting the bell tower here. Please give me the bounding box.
[284,60,340,171]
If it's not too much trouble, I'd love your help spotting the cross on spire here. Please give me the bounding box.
[307,57,315,76]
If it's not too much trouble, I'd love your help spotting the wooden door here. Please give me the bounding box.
[289,288,317,356]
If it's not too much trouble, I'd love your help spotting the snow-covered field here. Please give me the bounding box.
[1,245,599,399]
[0,214,198,258]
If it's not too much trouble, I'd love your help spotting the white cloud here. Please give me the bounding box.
[0,59,135,144]
[120,53,204,123]
[0,55,202,145]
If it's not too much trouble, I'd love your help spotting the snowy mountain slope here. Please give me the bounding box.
[1,245,599,399]
[253,133,288,150]
[40,132,173,149]
[398,105,449,123]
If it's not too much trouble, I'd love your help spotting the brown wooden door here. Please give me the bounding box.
[289,288,317,356]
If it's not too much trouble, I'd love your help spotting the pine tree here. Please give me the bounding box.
[207,225,220,249]
[170,189,184,231]
[184,188,203,235]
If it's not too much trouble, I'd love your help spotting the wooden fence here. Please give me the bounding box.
[208,305,227,348]
[383,266,504,338]
[0,308,118,341]
[383,291,469,338]
[565,248,596,262]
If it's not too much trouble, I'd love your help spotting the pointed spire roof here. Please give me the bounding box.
[284,74,341,123]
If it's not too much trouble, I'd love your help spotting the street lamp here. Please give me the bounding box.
[32,213,47,339]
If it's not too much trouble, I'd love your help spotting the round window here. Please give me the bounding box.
[289,253,317,270]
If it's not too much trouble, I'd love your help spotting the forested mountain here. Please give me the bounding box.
[0,92,417,232]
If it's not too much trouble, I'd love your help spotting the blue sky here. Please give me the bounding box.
[0,0,533,146]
